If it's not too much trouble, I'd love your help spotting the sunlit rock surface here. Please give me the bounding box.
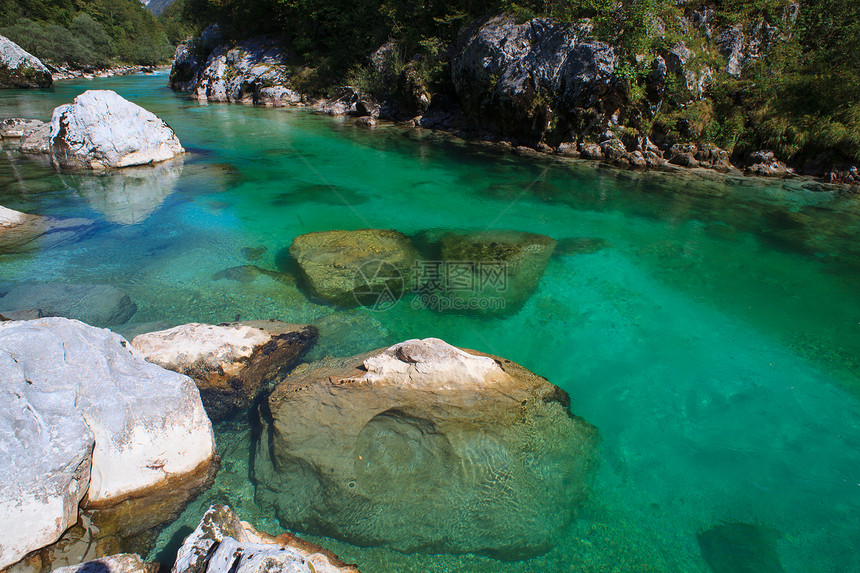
[50,90,183,169]
[0,318,217,569]
[173,505,360,573]
[254,337,599,559]
[0,36,52,88]
[133,320,318,420]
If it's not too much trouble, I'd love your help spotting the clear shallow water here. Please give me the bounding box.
[2,72,860,572]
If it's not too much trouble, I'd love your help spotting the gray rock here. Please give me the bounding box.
[172,505,360,573]
[717,25,745,77]
[19,122,51,154]
[665,41,693,73]
[50,90,184,169]
[452,14,620,141]
[0,283,137,327]
[0,35,52,88]
[0,318,216,569]
[0,118,44,139]
[580,142,604,160]
[132,320,317,420]
[0,346,93,569]
[52,554,157,573]
[254,338,599,559]
[171,34,302,107]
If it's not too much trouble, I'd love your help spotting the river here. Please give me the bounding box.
[1,71,859,572]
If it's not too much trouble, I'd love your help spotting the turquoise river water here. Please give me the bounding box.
[1,72,859,572]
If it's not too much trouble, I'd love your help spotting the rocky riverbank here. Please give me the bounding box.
[167,15,860,190]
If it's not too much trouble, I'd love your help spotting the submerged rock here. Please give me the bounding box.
[0,318,216,569]
[133,321,318,420]
[0,283,137,327]
[435,230,556,315]
[50,90,184,169]
[173,505,360,573]
[697,522,785,573]
[254,337,599,559]
[290,229,419,308]
[0,35,52,88]
[0,206,94,254]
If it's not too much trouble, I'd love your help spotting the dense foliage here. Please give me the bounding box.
[0,0,175,67]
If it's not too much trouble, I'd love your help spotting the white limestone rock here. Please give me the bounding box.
[0,35,52,88]
[0,318,216,569]
[50,90,183,169]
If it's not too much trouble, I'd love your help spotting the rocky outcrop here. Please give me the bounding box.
[0,283,137,327]
[290,229,420,308]
[0,206,94,255]
[170,28,303,107]
[254,337,599,559]
[0,318,216,570]
[452,15,622,144]
[0,35,52,88]
[745,149,790,177]
[50,90,184,169]
[52,554,157,573]
[132,321,318,420]
[173,505,360,573]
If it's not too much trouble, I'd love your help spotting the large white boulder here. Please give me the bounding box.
[0,35,52,88]
[0,318,216,569]
[50,90,183,169]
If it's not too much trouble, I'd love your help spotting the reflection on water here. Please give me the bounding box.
[66,158,183,225]
[1,73,860,572]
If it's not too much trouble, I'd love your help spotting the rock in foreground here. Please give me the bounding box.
[173,505,360,573]
[254,337,599,559]
[133,321,318,420]
[0,318,216,569]
[50,90,183,169]
[0,35,52,88]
